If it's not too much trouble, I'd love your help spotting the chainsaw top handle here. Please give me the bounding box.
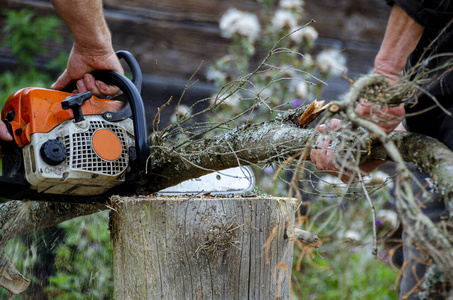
[61,50,149,174]
[116,50,142,94]
[91,69,150,173]
[98,51,148,174]
[81,50,149,174]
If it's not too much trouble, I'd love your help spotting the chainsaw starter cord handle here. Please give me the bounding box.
[61,91,92,122]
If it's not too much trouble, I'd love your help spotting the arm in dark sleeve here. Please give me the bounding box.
[385,0,453,29]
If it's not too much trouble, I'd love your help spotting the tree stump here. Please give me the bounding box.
[110,195,298,300]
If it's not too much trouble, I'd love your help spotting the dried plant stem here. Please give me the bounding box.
[357,171,378,258]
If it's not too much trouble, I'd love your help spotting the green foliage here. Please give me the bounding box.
[0,8,68,103]
[202,2,400,298]
[2,9,62,68]
[290,171,400,299]
[0,5,400,300]
[1,212,113,299]
[292,248,399,299]
[0,69,52,102]
[205,1,345,130]
[45,212,114,299]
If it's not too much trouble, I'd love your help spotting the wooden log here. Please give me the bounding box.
[110,195,298,299]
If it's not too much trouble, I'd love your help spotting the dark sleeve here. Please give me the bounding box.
[385,0,453,30]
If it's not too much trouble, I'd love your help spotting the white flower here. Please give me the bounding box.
[258,87,273,100]
[279,0,304,10]
[344,230,361,241]
[377,209,398,228]
[316,48,347,77]
[206,67,226,83]
[363,170,394,189]
[302,53,314,68]
[272,9,297,31]
[306,27,318,42]
[220,8,260,42]
[291,25,318,44]
[293,80,309,99]
[210,92,242,108]
[369,170,388,185]
[176,104,190,118]
[178,104,190,115]
[221,94,241,107]
[279,65,297,78]
[170,104,191,123]
[316,174,345,191]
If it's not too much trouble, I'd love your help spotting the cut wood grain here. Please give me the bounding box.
[111,195,298,299]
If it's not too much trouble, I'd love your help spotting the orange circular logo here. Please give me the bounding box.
[92,128,122,161]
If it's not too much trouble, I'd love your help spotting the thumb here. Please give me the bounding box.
[51,70,72,91]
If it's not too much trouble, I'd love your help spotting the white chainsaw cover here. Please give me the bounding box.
[22,116,135,195]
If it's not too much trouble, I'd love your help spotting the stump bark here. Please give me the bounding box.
[110,195,298,300]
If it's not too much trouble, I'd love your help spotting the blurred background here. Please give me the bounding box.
[0,0,390,128]
[0,0,401,298]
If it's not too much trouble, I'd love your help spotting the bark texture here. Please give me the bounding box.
[2,112,453,295]
[110,195,297,300]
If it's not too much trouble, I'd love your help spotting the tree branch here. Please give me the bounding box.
[2,100,453,294]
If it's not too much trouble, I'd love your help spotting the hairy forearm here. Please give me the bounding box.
[50,0,112,53]
[375,4,424,76]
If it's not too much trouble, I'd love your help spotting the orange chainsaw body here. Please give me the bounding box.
[0,50,151,201]
[1,88,125,148]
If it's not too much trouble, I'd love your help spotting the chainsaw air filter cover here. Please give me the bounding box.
[24,116,134,195]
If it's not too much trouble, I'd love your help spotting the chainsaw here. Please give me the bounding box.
[0,50,150,203]
[0,51,254,203]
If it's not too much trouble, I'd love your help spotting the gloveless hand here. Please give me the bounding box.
[51,45,124,97]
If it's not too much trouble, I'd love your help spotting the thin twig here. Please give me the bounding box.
[357,170,378,258]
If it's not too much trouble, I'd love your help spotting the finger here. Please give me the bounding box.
[77,79,88,93]
[311,135,334,170]
[317,124,326,133]
[0,122,13,142]
[318,134,331,148]
[318,118,342,134]
[51,70,71,91]
[95,80,121,97]
[310,151,317,165]
[83,74,120,98]
[82,74,103,96]
[328,118,342,131]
